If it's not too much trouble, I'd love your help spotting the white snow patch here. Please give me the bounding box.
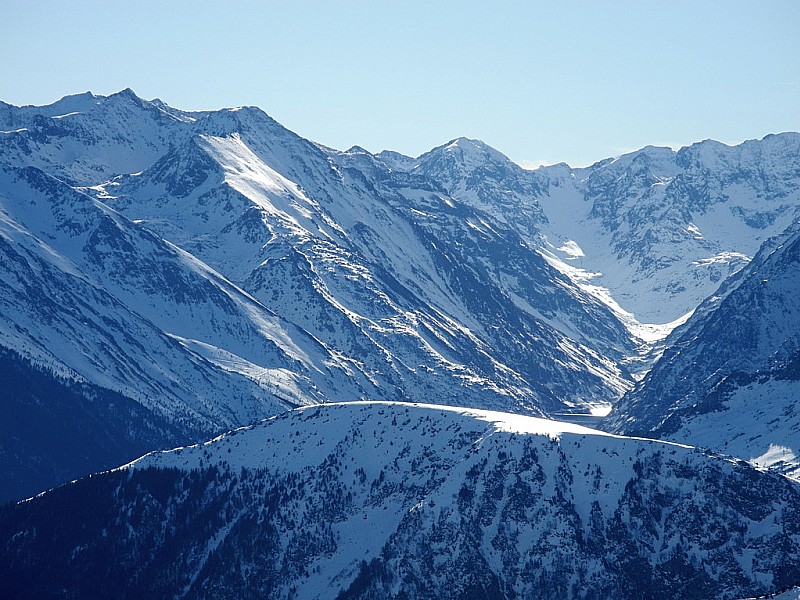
[691,251,751,268]
[557,239,584,258]
[589,403,612,417]
[685,222,703,239]
[540,246,688,341]
[751,444,798,471]
[628,311,694,343]
[52,112,83,120]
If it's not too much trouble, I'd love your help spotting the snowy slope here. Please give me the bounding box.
[0,163,378,417]
[2,402,800,599]
[0,160,398,500]
[654,376,800,481]
[605,223,800,480]
[99,103,639,414]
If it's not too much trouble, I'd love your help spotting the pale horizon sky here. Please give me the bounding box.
[2,1,799,167]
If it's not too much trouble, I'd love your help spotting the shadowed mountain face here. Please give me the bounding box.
[605,223,800,481]
[2,402,800,600]
[0,345,192,503]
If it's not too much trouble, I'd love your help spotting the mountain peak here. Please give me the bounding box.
[445,136,487,148]
[195,105,282,138]
[675,133,800,173]
[58,90,97,103]
[418,136,517,174]
[441,136,505,158]
[111,87,139,98]
[375,149,415,171]
[604,145,677,168]
[345,145,371,154]
[107,87,147,107]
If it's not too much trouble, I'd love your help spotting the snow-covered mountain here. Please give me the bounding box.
[1,89,645,420]
[0,89,642,500]
[605,222,800,480]
[0,89,195,186]
[403,134,800,325]
[3,402,800,599]
[6,91,800,334]
[4,89,800,598]
[0,160,393,501]
[3,90,800,485]
[98,108,638,416]
[563,135,800,323]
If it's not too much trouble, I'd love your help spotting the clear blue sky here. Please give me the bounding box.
[2,1,798,167]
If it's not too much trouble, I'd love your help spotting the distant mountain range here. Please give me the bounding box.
[2,90,800,598]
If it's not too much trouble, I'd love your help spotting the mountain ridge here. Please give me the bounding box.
[3,401,800,599]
